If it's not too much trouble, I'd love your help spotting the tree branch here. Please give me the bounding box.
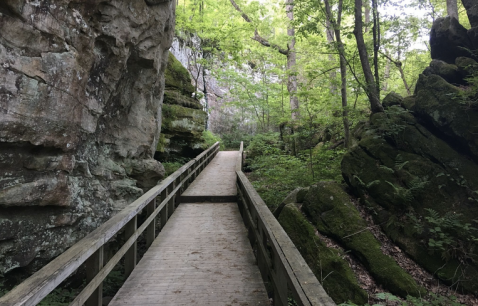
[229,0,289,55]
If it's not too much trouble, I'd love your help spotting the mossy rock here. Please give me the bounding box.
[163,89,202,109]
[382,92,403,109]
[455,56,478,80]
[162,104,207,134]
[423,60,463,85]
[278,203,368,304]
[414,73,478,160]
[165,53,195,94]
[341,109,478,294]
[302,181,423,298]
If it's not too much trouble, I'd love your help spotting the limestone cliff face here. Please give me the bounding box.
[0,0,175,274]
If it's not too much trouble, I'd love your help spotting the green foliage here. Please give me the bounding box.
[247,133,344,210]
[163,162,184,176]
[202,130,223,150]
[410,209,478,261]
[338,292,465,306]
[246,132,282,158]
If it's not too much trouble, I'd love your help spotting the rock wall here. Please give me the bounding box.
[155,52,207,160]
[169,36,228,134]
[341,14,478,295]
[0,0,175,275]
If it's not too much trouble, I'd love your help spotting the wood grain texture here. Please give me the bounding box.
[182,152,239,198]
[109,203,269,306]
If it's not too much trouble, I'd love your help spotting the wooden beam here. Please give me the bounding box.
[85,246,104,306]
[146,198,156,247]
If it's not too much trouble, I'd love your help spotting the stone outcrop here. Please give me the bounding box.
[155,53,207,160]
[278,202,368,305]
[303,182,422,298]
[0,0,175,275]
[342,37,478,295]
[430,17,475,63]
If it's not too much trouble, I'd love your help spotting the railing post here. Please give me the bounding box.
[146,198,156,247]
[160,189,168,230]
[273,250,288,306]
[124,216,137,278]
[168,181,175,217]
[85,246,104,306]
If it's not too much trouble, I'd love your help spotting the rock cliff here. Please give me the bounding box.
[155,52,207,160]
[342,13,478,295]
[0,0,175,275]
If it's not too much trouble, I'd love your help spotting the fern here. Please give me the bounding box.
[379,165,395,173]
[366,180,381,188]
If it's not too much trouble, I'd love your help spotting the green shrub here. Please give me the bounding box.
[202,130,224,150]
[245,132,282,159]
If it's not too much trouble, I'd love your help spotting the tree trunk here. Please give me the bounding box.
[324,0,350,149]
[447,0,459,20]
[326,19,337,95]
[353,0,384,113]
[364,0,371,32]
[372,0,380,96]
[286,0,299,121]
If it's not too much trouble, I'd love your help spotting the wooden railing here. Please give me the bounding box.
[0,142,220,306]
[235,142,335,306]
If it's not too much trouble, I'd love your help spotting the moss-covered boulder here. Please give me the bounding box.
[303,181,423,298]
[382,92,403,109]
[412,74,478,161]
[278,203,368,304]
[341,106,478,295]
[422,60,463,85]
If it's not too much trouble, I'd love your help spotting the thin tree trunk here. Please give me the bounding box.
[286,0,299,121]
[326,19,337,95]
[364,0,371,32]
[324,0,350,149]
[354,0,384,113]
[447,0,459,20]
[380,51,411,96]
[372,0,380,96]
[382,57,390,92]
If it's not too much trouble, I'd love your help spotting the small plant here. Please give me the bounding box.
[421,209,478,261]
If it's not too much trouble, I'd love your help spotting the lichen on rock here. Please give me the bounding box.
[0,0,175,276]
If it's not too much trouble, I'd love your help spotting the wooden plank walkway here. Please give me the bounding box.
[181,151,239,202]
[109,152,269,306]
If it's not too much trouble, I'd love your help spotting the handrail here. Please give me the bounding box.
[0,142,220,306]
[236,141,243,172]
[236,144,335,306]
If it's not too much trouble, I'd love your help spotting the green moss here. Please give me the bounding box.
[163,89,202,109]
[164,53,195,94]
[278,204,368,305]
[341,110,478,294]
[303,182,424,298]
[156,134,168,152]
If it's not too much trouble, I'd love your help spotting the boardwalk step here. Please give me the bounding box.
[179,195,237,203]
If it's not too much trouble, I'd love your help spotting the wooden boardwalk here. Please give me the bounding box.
[109,152,269,306]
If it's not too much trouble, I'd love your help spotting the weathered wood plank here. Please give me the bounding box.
[236,171,336,306]
[109,203,269,306]
[0,143,219,306]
